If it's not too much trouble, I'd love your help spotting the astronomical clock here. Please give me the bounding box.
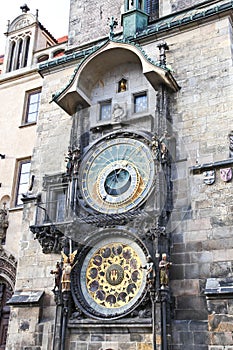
[45,40,177,324]
[70,130,159,319]
[78,132,156,215]
[71,230,149,319]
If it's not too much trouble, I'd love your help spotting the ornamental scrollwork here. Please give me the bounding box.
[30,225,65,254]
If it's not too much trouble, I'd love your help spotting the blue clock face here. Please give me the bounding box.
[104,168,131,195]
[79,135,155,214]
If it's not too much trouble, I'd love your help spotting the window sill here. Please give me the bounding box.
[9,206,23,212]
[19,122,37,129]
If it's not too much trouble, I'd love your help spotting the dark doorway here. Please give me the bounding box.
[0,284,11,349]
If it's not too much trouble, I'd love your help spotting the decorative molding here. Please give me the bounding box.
[190,158,233,175]
[0,248,17,291]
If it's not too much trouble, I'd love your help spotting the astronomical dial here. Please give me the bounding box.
[78,136,155,214]
[71,235,148,319]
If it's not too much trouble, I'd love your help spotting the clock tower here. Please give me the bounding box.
[4,0,233,349]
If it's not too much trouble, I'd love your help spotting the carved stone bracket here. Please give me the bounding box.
[145,225,166,241]
[30,224,65,254]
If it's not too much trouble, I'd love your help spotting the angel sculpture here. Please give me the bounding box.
[61,250,77,292]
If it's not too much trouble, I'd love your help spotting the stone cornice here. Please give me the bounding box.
[190,158,233,174]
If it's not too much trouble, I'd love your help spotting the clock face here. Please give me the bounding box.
[71,234,148,319]
[79,135,155,214]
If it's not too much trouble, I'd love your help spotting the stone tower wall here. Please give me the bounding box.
[5,2,233,350]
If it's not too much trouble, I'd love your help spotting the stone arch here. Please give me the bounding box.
[0,249,17,291]
[0,249,17,349]
[0,196,10,208]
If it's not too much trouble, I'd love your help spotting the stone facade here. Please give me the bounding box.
[1,0,233,350]
[0,5,68,350]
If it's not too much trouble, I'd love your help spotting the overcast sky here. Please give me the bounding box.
[0,0,70,54]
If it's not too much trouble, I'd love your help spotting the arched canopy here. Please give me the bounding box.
[54,40,180,115]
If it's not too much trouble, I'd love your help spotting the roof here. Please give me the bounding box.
[57,36,68,44]
[38,21,58,44]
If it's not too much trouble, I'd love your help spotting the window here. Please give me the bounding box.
[48,186,67,223]
[23,88,41,124]
[6,35,31,72]
[7,41,16,72]
[134,92,148,113]
[99,100,112,121]
[23,36,30,67]
[14,159,31,206]
[53,49,65,58]
[37,54,49,63]
[16,38,23,70]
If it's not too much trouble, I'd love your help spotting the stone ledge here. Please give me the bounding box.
[68,318,152,332]
[7,290,44,306]
[190,158,233,175]
[205,278,233,298]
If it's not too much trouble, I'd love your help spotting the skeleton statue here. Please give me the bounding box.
[141,255,156,289]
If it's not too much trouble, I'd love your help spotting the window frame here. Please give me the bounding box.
[22,88,41,126]
[13,158,31,208]
[47,184,68,223]
[133,91,148,114]
[99,99,112,121]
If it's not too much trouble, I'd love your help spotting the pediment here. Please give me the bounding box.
[8,13,36,33]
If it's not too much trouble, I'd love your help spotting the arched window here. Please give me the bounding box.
[37,54,49,63]
[23,36,30,67]
[53,49,65,58]
[16,38,23,70]
[7,34,31,72]
[7,41,16,72]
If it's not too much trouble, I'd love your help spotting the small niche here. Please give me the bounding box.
[118,78,127,93]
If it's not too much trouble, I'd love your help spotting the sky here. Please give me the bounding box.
[0,0,70,54]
